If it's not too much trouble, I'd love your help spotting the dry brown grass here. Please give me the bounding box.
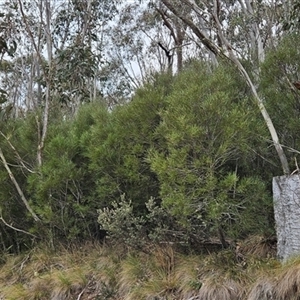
[246,256,300,300]
[0,237,295,300]
[0,242,121,300]
[1,284,29,300]
[175,254,202,298]
[27,277,53,299]
[238,235,277,258]
[196,277,243,300]
[246,278,275,300]
[117,245,180,300]
[274,258,300,300]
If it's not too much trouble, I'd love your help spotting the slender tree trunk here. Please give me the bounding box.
[211,0,289,174]
[238,0,265,63]
[36,0,43,108]
[18,0,52,167]
[37,0,52,167]
[174,20,186,72]
[156,7,186,72]
[161,0,290,174]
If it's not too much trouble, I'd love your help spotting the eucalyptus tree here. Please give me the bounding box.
[51,0,119,111]
[103,1,199,99]
[0,0,120,248]
[156,0,292,174]
[154,0,300,260]
[0,0,120,165]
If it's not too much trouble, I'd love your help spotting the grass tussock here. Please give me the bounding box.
[197,278,243,300]
[0,242,119,300]
[247,278,275,300]
[118,246,179,300]
[274,258,300,300]
[2,236,300,300]
[237,235,277,258]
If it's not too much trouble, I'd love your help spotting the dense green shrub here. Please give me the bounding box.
[83,76,171,212]
[0,58,287,252]
[260,33,300,166]
[147,62,273,240]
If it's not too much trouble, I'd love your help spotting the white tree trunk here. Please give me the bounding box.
[273,175,300,261]
[37,0,52,166]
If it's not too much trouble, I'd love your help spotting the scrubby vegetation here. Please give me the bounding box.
[0,236,294,300]
[2,33,300,299]
[0,61,278,252]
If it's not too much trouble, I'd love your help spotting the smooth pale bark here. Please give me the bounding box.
[38,0,52,166]
[0,213,38,237]
[238,0,265,63]
[161,0,220,56]
[0,131,35,174]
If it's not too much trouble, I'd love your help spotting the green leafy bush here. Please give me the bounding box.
[148,62,273,240]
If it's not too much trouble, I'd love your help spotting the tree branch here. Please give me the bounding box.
[162,0,290,174]
[0,131,36,174]
[0,148,41,222]
[0,212,38,238]
[156,8,178,44]
[211,0,289,174]
[18,0,52,166]
[161,0,221,56]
